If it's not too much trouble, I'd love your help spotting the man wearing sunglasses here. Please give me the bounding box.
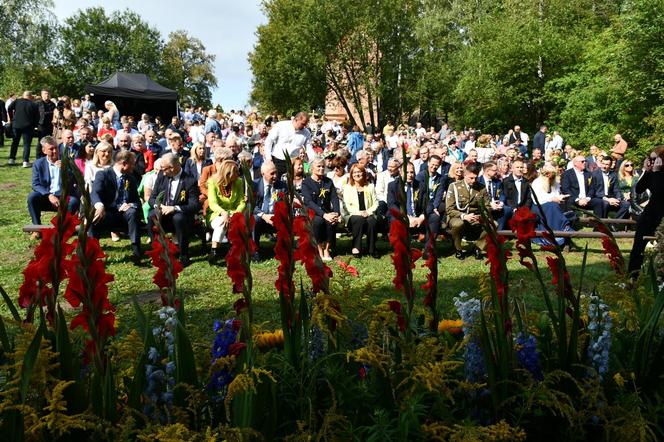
[593,155,630,223]
[561,155,604,217]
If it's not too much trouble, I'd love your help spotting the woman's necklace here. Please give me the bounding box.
[220,184,232,198]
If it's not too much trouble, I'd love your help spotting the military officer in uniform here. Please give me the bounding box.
[446,162,490,260]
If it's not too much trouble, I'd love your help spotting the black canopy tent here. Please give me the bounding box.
[86,72,179,122]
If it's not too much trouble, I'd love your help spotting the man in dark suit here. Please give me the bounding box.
[561,155,604,217]
[91,150,143,263]
[36,90,55,152]
[147,152,200,266]
[415,155,448,229]
[532,125,547,153]
[26,136,80,236]
[7,91,39,167]
[502,160,532,209]
[479,161,512,229]
[388,162,441,240]
[593,155,630,221]
[252,161,285,261]
[0,97,7,147]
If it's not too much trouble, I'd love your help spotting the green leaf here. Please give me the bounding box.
[174,321,198,387]
[19,325,42,403]
[0,314,10,356]
[131,295,148,341]
[55,306,78,381]
[127,352,148,411]
[103,361,117,422]
[0,285,21,322]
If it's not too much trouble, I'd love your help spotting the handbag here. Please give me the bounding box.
[3,122,12,139]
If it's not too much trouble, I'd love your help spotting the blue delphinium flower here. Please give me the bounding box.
[515,332,543,381]
[143,307,178,421]
[454,292,486,382]
[586,293,612,379]
[208,319,240,402]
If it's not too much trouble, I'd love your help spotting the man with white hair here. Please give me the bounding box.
[252,161,286,261]
[263,111,315,178]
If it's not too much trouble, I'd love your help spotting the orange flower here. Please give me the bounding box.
[437,319,464,335]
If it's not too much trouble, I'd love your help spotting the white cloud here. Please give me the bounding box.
[52,0,266,110]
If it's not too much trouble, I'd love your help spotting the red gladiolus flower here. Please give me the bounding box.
[336,260,359,277]
[485,232,511,307]
[509,207,538,243]
[420,237,437,308]
[547,256,574,302]
[293,213,332,293]
[388,209,420,302]
[358,366,367,379]
[146,235,183,307]
[18,213,79,313]
[387,300,402,314]
[387,299,407,332]
[64,237,116,359]
[228,342,247,356]
[273,201,294,300]
[226,212,257,293]
[601,236,625,275]
[233,298,248,315]
[232,319,242,332]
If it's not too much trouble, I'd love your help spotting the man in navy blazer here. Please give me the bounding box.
[27,136,79,232]
[593,155,629,220]
[415,155,447,226]
[388,162,441,240]
[479,161,512,229]
[560,155,604,217]
[91,150,142,262]
[252,161,285,261]
[147,153,200,266]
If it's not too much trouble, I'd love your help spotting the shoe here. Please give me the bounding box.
[179,255,191,267]
[351,248,361,259]
[251,252,261,263]
[131,254,143,266]
[322,255,332,262]
[7,159,15,165]
[455,250,465,260]
[371,251,380,259]
[474,248,483,260]
[30,231,41,241]
[565,240,582,253]
[111,232,121,242]
[22,161,31,168]
[207,248,220,264]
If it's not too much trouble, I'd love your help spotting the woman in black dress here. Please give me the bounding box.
[302,157,341,261]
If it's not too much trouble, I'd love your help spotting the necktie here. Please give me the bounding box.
[262,184,271,213]
[165,177,173,205]
[406,184,414,216]
[116,176,126,207]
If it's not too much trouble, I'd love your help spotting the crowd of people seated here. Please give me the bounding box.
[7,91,660,271]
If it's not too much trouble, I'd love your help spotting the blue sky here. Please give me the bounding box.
[53,1,266,111]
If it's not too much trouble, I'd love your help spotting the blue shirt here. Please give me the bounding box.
[48,160,60,195]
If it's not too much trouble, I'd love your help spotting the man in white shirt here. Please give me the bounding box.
[561,155,604,217]
[264,111,314,178]
[375,158,400,218]
[414,122,426,139]
[114,117,138,146]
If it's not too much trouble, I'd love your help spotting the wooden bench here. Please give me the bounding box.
[497,230,656,241]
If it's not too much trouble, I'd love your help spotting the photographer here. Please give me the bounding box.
[628,147,664,276]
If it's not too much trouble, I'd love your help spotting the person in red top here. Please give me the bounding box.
[97,116,117,139]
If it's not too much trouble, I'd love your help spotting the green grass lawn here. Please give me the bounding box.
[0,158,626,338]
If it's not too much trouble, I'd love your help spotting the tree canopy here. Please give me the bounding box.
[0,3,217,108]
[249,0,664,157]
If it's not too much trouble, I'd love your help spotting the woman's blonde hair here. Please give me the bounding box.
[191,142,206,161]
[540,164,557,193]
[215,159,239,189]
[92,141,113,167]
[448,162,463,179]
